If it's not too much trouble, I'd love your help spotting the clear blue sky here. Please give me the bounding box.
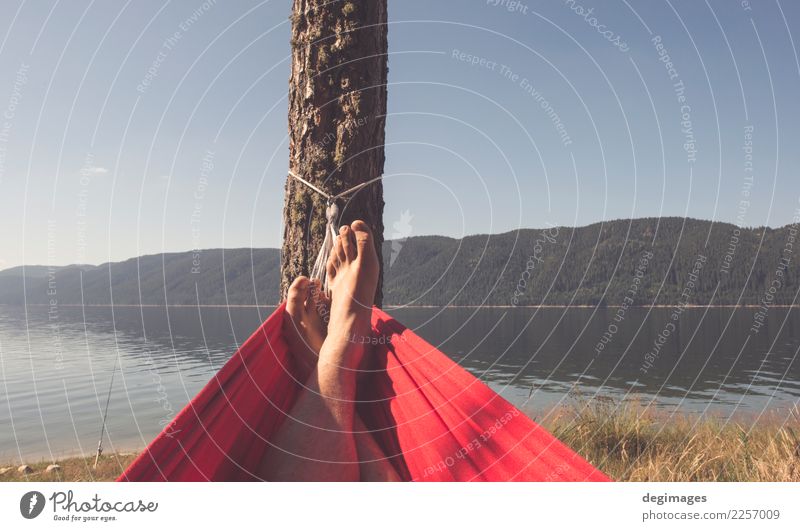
[0,0,798,269]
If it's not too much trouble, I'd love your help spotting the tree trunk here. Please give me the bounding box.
[281,0,387,306]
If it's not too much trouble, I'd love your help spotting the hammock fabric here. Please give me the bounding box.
[119,304,609,482]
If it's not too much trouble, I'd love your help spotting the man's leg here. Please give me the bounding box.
[260,221,397,481]
[260,352,361,481]
[354,416,400,481]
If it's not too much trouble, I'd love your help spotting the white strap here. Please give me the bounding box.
[288,169,384,202]
[287,169,383,293]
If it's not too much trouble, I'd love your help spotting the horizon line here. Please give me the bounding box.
[2,215,795,272]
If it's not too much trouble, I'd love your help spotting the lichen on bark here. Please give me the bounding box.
[281,0,387,306]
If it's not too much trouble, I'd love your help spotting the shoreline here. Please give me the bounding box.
[3,404,798,482]
[0,452,138,482]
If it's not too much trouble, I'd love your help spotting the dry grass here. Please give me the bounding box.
[542,399,800,481]
[0,453,137,482]
[3,402,799,481]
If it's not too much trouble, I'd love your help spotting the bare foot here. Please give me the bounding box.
[283,276,330,378]
[321,220,380,372]
[281,235,399,481]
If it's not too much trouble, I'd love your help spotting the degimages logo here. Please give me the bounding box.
[20,491,46,519]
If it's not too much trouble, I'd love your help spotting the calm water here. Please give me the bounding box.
[1,304,799,461]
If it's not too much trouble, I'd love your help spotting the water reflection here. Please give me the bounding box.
[390,306,800,416]
[1,304,798,461]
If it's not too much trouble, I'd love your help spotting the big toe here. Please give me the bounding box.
[350,220,373,252]
[286,276,311,318]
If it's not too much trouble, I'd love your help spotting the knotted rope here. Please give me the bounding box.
[287,169,383,293]
[309,201,339,291]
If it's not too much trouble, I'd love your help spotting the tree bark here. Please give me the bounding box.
[281,0,387,306]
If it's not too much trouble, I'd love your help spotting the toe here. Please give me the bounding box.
[307,279,328,313]
[305,279,330,336]
[326,260,337,284]
[308,278,322,302]
[286,276,311,317]
[340,225,356,261]
[350,220,373,254]
[334,233,347,263]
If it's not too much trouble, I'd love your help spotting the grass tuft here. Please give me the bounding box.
[0,453,137,482]
[543,399,800,481]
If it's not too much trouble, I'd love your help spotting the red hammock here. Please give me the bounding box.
[119,305,609,481]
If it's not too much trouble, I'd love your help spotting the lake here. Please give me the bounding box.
[1,304,799,462]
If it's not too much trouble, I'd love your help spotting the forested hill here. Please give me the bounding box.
[1,218,797,307]
[383,217,797,306]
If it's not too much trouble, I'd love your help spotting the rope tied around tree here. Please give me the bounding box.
[287,169,384,293]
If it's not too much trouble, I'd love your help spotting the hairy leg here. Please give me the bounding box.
[354,417,399,481]
[260,275,357,481]
[260,222,397,481]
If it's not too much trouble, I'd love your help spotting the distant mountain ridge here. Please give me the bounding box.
[1,218,797,307]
